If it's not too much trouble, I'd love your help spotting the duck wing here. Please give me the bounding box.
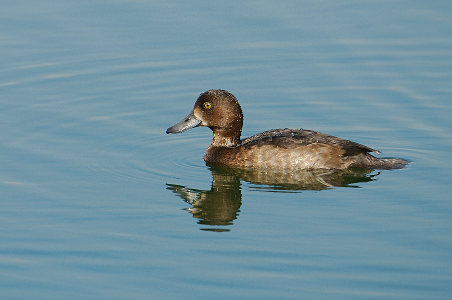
[240,128,379,157]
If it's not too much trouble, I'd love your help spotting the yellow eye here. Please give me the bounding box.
[203,102,212,109]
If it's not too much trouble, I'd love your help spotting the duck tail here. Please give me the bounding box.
[373,158,410,170]
[350,155,410,170]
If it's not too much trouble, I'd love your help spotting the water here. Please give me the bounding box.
[1,1,452,299]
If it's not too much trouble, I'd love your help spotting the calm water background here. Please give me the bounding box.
[1,1,452,299]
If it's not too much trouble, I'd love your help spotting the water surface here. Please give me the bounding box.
[1,1,452,299]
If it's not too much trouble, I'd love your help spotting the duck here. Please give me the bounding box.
[166,89,409,170]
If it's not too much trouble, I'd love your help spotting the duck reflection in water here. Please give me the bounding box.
[167,165,379,231]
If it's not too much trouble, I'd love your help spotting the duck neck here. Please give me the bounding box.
[211,129,241,147]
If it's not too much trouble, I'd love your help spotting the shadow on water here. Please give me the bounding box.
[166,165,379,232]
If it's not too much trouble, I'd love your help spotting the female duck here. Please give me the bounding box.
[167,89,408,170]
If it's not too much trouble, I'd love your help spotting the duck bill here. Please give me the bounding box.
[166,112,202,134]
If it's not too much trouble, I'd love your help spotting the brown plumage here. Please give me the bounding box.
[167,89,409,170]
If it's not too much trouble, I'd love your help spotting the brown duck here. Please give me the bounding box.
[167,89,409,170]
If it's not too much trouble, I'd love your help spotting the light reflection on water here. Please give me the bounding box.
[1,0,452,299]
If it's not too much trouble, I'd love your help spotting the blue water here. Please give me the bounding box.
[1,1,452,299]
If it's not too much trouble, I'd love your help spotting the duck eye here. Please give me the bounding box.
[203,102,212,109]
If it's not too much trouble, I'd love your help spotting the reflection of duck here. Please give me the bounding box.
[167,165,379,231]
[167,89,409,170]
[210,164,379,191]
[167,167,242,232]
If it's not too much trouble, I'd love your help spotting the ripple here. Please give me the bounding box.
[79,128,212,186]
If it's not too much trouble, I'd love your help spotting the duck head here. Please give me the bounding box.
[166,89,244,147]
